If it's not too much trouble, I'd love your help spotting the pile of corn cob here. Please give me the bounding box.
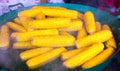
[0,6,117,70]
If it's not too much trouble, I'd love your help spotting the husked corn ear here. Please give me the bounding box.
[14,17,21,24]
[84,11,96,34]
[29,18,71,29]
[32,35,75,47]
[11,29,59,42]
[63,43,104,68]
[77,28,87,39]
[6,22,27,32]
[20,47,53,61]
[76,30,113,48]
[0,25,10,50]
[82,47,115,69]
[36,12,45,20]
[61,47,87,61]
[26,47,66,69]
[13,42,33,49]
[95,22,101,32]
[59,19,83,31]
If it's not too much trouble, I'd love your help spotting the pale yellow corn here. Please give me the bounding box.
[6,22,27,32]
[29,18,71,29]
[82,47,115,69]
[11,29,59,42]
[26,47,66,69]
[14,17,21,24]
[32,35,75,47]
[61,47,87,61]
[95,21,101,32]
[36,12,45,20]
[84,11,96,34]
[77,28,87,39]
[63,43,104,68]
[59,19,83,31]
[20,47,53,61]
[76,30,113,48]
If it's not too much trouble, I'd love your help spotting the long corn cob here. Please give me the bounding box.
[82,47,115,69]
[77,28,87,39]
[76,30,113,48]
[11,29,59,42]
[6,22,27,32]
[20,47,53,61]
[26,47,66,69]
[95,21,101,32]
[29,18,71,29]
[63,43,104,68]
[14,17,21,25]
[84,11,96,34]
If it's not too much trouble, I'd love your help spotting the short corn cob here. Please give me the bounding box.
[0,25,10,50]
[29,18,71,29]
[77,28,87,39]
[14,17,21,24]
[36,12,45,20]
[84,11,96,34]
[82,47,115,69]
[95,21,101,32]
[76,30,113,48]
[26,47,66,69]
[20,47,53,61]
[61,47,87,61]
[6,22,27,32]
[32,35,75,47]
[63,43,104,68]
[11,29,59,42]
[59,19,83,31]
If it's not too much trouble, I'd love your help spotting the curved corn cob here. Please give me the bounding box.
[95,21,101,32]
[63,43,104,68]
[77,28,87,39]
[84,11,96,34]
[76,30,113,48]
[82,47,115,69]
[26,47,66,69]
[20,47,53,61]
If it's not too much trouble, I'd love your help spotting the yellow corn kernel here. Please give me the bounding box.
[11,29,59,42]
[13,42,33,49]
[6,22,27,32]
[26,47,66,69]
[82,47,115,69]
[29,18,71,29]
[61,47,87,61]
[36,12,45,20]
[32,35,75,47]
[20,47,53,61]
[102,24,111,30]
[0,25,10,50]
[59,19,83,31]
[76,30,113,48]
[77,28,87,39]
[63,43,104,68]
[84,11,96,34]
[14,17,21,24]
[95,21,101,32]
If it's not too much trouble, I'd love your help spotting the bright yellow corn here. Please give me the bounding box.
[76,30,113,48]
[32,35,75,47]
[14,17,21,24]
[77,28,87,39]
[63,43,104,68]
[84,11,96,34]
[61,47,87,61]
[59,19,83,31]
[82,47,115,69]
[11,29,59,42]
[36,12,45,20]
[29,18,71,29]
[26,47,66,69]
[95,21,101,32]
[6,22,27,32]
[20,47,53,61]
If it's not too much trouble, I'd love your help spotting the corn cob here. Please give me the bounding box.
[95,21,101,32]
[14,17,21,24]
[36,12,45,20]
[11,29,59,42]
[26,47,66,69]
[29,18,71,29]
[63,43,104,68]
[6,22,27,32]
[77,28,87,39]
[59,19,83,31]
[76,30,113,48]
[82,47,115,69]
[32,35,75,47]
[0,25,10,50]
[61,47,87,61]
[102,24,111,30]
[13,41,33,49]
[20,47,53,61]
[84,11,96,34]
